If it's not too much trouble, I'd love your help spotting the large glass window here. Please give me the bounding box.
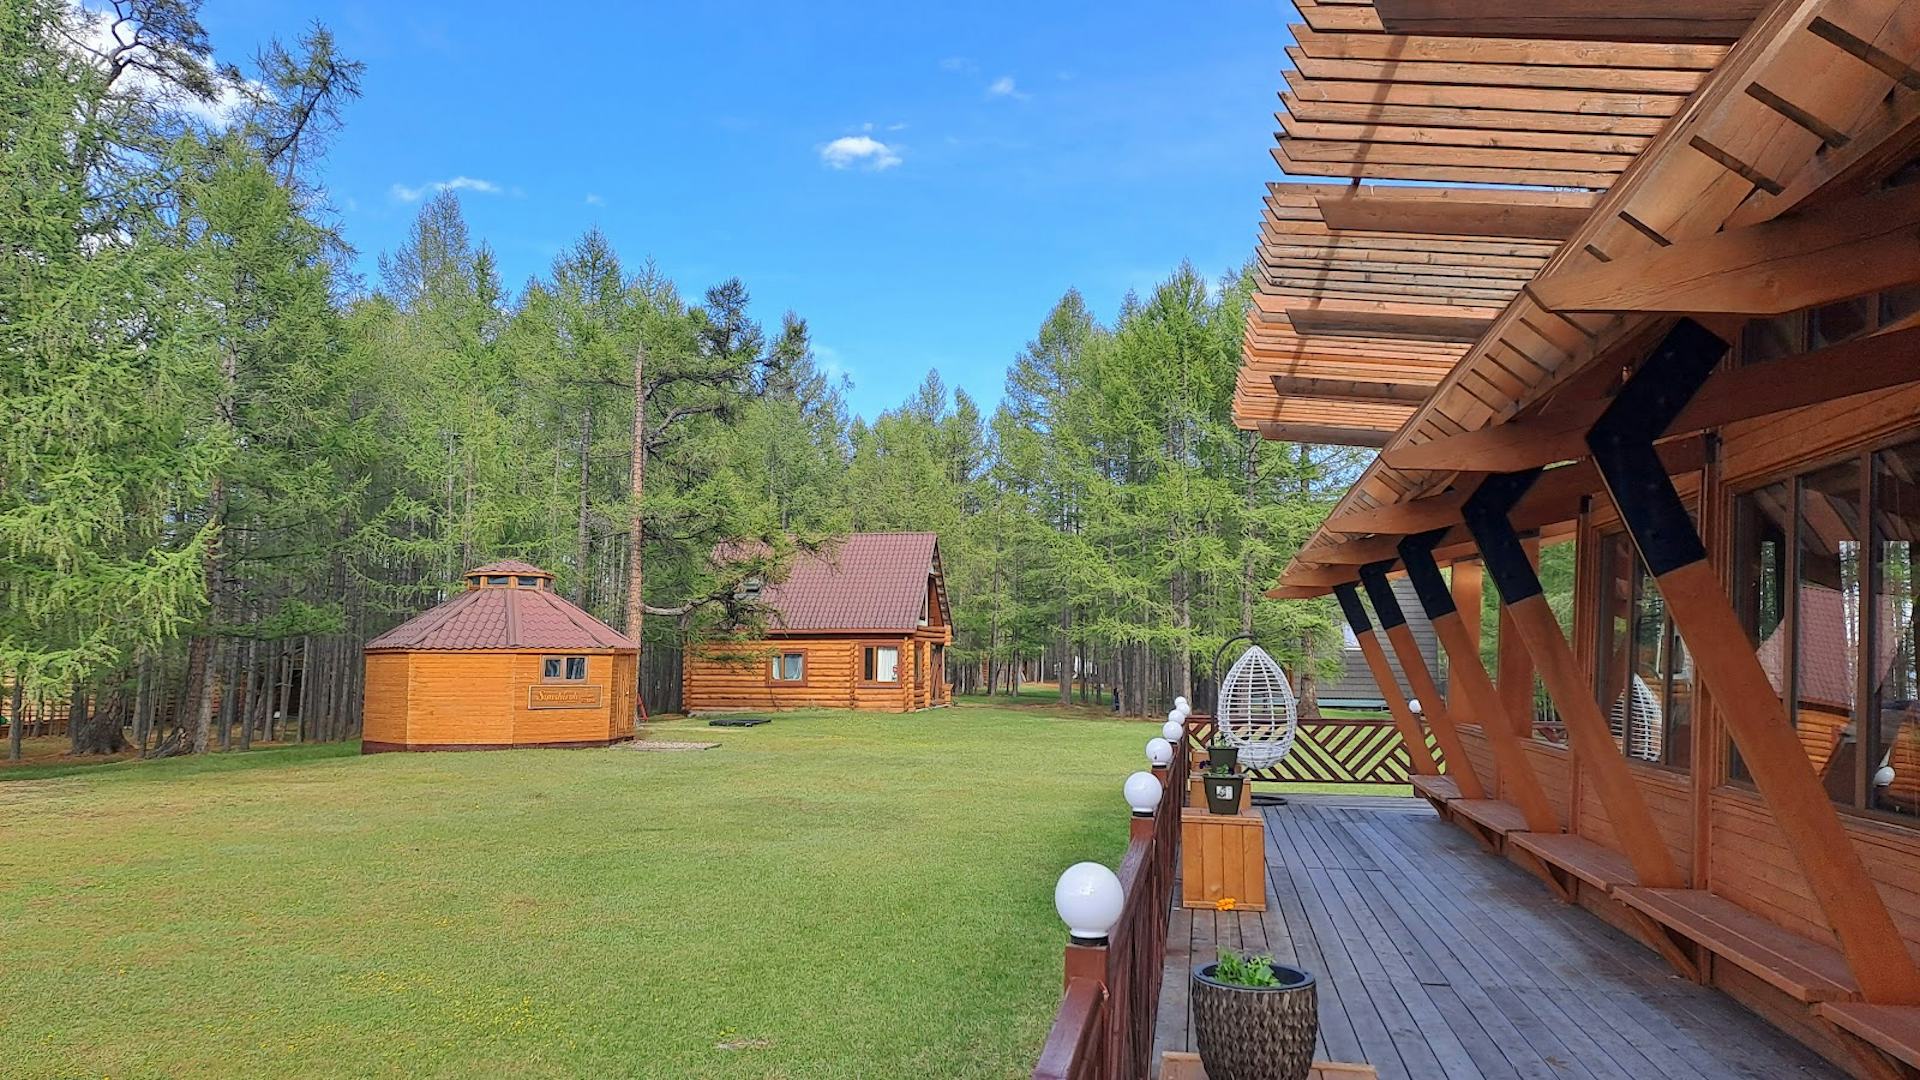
[1595,532,1691,766]
[1730,440,1920,820]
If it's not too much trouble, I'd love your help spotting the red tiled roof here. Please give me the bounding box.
[367,563,635,652]
[733,533,943,634]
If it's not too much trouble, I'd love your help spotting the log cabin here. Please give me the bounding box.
[1223,2,1920,1075]
[361,560,638,751]
[682,532,952,713]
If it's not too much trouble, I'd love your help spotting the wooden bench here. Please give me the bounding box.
[1815,1002,1920,1077]
[1449,798,1531,853]
[1410,774,1459,816]
[1613,887,1860,1003]
[1508,831,1637,904]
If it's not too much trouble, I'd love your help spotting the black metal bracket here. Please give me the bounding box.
[1333,582,1371,633]
[1586,319,1730,577]
[1396,529,1457,620]
[1460,470,1546,604]
[1359,560,1409,630]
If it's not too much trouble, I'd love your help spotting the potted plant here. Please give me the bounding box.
[1191,950,1318,1080]
[1203,762,1244,816]
[1208,738,1239,773]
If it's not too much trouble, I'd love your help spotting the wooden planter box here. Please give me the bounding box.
[1180,807,1267,911]
[1189,774,1252,813]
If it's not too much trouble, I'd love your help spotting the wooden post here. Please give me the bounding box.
[1334,583,1439,776]
[1062,940,1108,991]
[1460,472,1682,889]
[1448,559,1484,723]
[1360,564,1486,798]
[1497,539,1539,738]
[1399,534,1561,834]
[1588,319,1920,1004]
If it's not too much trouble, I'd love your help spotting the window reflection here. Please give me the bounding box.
[1872,443,1920,818]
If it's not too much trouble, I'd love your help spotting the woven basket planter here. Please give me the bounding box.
[1190,962,1318,1080]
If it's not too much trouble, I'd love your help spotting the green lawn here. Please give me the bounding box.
[0,705,1158,1078]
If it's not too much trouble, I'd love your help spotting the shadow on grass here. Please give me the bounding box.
[0,740,360,784]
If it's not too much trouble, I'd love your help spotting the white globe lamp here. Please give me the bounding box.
[1174,695,1190,712]
[1146,737,1173,767]
[1054,862,1125,943]
[1162,712,1185,742]
[1877,765,1897,788]
[1124,771,1163,816]
[1408,697,1423,716]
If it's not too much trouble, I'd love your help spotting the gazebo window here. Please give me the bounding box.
[543,656,588,681]
[517,576,540,588]
[487,575,509,585]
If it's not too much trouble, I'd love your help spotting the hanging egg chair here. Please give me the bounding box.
[1216,643,1300,771]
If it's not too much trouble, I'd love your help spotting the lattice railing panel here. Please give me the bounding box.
[1184,714,1443,786]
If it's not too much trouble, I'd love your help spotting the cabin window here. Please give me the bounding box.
[1594,532,1691,768]
[770,652,805,682]
[863,645,899,684]
[517,576,539,588]
[1728,440,1920,821]
[487,575,510,585]
[543,656,588,681]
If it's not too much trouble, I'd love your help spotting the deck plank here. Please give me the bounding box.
[1148,795,1845,1080]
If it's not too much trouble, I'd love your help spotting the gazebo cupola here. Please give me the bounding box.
[464,559,555,592]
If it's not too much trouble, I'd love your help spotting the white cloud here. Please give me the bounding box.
[818,135,901,171]
[65,2,259,128]
[986,75,1029,100]
[389,176,504,202]
[939,56,977,74]
[584,193,604,206]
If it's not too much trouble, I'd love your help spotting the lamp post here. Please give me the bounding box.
[1053,861,1124,990]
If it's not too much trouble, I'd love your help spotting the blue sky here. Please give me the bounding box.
[197,2,1295,420]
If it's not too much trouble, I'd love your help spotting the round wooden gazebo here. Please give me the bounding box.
[361,560,639,752]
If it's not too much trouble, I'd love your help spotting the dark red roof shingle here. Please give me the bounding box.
[367,562,635,652]
[730,533,943,634]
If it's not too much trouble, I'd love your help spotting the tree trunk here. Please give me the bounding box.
[69,688,125,755]
[186,633,213,754]
[7,673,22,761]
[625,341,649,645]
[576,406,594,605]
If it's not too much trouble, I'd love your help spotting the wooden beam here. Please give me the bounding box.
[1316,192,1594,241]
[1281,94,1674,138]
[1269,375,1434,405]
[1530,181,1920,315]
[1328,491,1468,535]
[1448,559,1483,723]
[1459,478,1684,887]
[1286,48,1708,95]
[1383,325,1920,472]
[1370,0,1761,43]
[1288,26,1727,71]
[1361,567,1490,799]
[1256,422,1395,448]
[1263,584,1331,600]
[1284,300,1500,343]
[1397,541,1561,833]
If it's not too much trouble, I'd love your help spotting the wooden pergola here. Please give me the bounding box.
[1236,1,1920,1077]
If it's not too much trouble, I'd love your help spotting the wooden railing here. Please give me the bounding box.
[1032,735,1188,1080]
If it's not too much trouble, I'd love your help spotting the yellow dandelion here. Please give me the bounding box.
[1215,897,1237,911]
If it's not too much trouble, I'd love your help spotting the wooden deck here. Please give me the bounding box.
[1152,795,1845,1080]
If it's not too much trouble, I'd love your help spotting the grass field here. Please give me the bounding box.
[0,706,1158,1078]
